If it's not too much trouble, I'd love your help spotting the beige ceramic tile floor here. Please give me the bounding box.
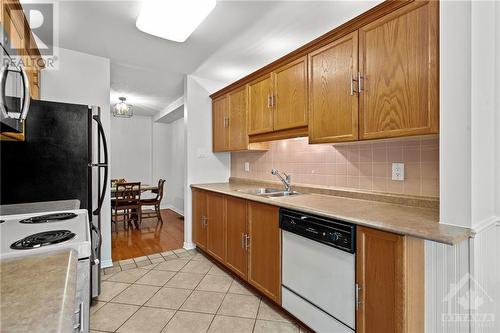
[91,248,306,333]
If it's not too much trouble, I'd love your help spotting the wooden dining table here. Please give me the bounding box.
[110,184,158,195]
[110,183,159,229]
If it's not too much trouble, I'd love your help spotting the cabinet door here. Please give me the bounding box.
[247,202,280,303]
[224,196,247,279]
[356,226,404,333]
[308,32,358,143]
[248,75,274,135]
[359,1,438,140]
[26,68,40,100]
[192,189,207,250]
[212,96,229,152]
[273,57,308,131]
[3,2,26,55]
[228,86,248,151]
[206,192,225,263]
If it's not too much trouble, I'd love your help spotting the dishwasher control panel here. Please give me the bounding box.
[279,209,355,253]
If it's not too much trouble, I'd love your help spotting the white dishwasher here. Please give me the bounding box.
[280,209,356,333]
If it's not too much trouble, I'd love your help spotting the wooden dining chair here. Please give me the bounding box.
[111,182,141,232]
[139,179,166,225]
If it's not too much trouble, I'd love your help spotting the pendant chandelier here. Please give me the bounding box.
[113,97,133,118]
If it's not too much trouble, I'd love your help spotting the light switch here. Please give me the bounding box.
[244,162,250,172]
[392,163,405,181]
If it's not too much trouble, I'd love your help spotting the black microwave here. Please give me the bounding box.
[0,41,31,133]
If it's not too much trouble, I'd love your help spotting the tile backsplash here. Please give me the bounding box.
[231,136,439,197]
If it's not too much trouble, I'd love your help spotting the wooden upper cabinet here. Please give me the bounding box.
[247,202,281,303]
[356,226,424,333]
[248,74,274,135]
[26,68,40,99]
[273,57,308,131]
[224,196,248,279]
[358,0,438,140]
[212,95,229,152]
[206,192,226,263]
[228,86,248,151]
[308,32,359,143]
[192,189,207,250]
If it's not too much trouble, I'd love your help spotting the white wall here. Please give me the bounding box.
[110,115,186,214]
[470,0,497,227]
[41,47,112,267]
[439,0,471,228]
[427,2,500,332]
[159,117,185,214]
[183,75,230,249]
[110,115,153,184]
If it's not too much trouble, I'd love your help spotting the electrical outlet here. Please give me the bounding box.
[244,162,250,172]
[392,163,405,181]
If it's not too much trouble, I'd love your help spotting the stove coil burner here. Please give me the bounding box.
[19,212,77,224]
[10,230,76,249]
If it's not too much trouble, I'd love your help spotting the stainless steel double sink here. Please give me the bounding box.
[236,187,300,198]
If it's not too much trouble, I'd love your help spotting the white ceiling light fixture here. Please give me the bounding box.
[113,97,133,118]
[136,0,217,43]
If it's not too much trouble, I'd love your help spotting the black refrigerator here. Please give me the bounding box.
[0,99,108,298]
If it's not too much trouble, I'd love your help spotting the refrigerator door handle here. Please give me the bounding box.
[90,223,101,266]
[92,114,108,216]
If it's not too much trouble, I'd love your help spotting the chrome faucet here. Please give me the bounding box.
[271,169,292,192]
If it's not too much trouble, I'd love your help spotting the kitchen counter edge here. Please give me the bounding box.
[190,183,471,246]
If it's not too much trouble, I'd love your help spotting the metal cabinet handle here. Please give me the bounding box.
[241,233,245,249]
[245,234,250,250]
[357,72,363,93]
[355,283,362,310]
[267,95,271,108]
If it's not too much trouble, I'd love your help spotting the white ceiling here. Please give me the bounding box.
[56,1,381,116]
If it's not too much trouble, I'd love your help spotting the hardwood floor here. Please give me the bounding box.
[111,209,184,261]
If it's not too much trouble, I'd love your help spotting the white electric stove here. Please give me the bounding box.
[0,209,91,260]
[0,209,92,333]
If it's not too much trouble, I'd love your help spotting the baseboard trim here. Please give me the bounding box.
[164,205,184,216]
[101,259,113,269]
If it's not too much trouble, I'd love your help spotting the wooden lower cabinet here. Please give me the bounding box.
[246,202,281,303]
[206,192,225,263]
[192,189,207,250]
[192,190,423,329]
[192,190,281,304]
[224,196,248,279]
[356,226,424,333]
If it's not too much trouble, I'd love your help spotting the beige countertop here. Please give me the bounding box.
[1,250,78,333]
[191,182,471,245]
